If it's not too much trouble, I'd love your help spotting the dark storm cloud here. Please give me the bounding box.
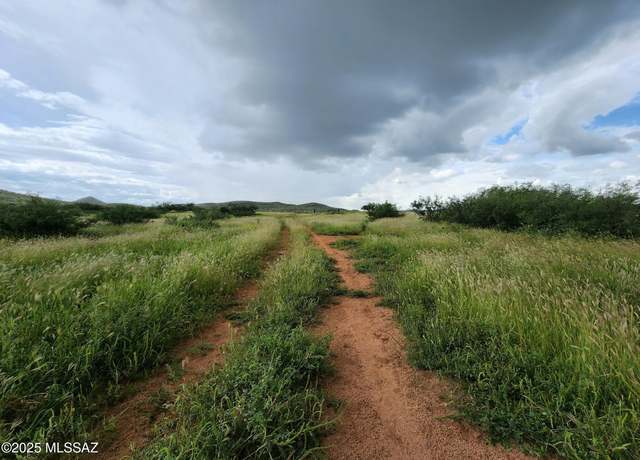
[198,0,640,164]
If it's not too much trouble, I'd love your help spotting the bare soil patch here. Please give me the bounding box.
[312,234,531,460]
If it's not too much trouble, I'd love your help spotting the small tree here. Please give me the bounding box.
[157,202,195,212]
[361,201,401,220]
[0,197,83,237]
[226,204,258,217]
[99,204,160,225]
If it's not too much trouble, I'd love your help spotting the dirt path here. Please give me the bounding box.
[94,227,289,460]
[312,234,531,460]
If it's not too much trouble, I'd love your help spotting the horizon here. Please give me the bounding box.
[1,1,640,208]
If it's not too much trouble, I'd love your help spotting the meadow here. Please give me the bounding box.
[301,212,367,236]
[344,214,640,458]
[138,219,338,459]
[1,203,638,459]
[0,216,281,445]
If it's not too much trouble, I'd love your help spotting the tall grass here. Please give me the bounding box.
[139,220,338,459]
[349,214,640,458]
[0,217,281,445]
[303,212,367,235]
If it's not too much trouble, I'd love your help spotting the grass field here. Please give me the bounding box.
[303,212,368,235]
[138,219,338,459]
[345,214,640,458]
[1,209,638,459]
[0,216,281,445]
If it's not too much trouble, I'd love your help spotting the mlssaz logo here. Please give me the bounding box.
[46,442,99,454]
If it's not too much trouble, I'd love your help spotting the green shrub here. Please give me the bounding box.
[156,202,195,212]
[75,202,105,212]
[167,208,226,229]
[99,204,161,225]
[362,201,401,220]
[411,183,640,238]
[220,204,258,217]
[0,197,83,237]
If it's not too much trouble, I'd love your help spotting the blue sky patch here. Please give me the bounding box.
[491,118,527,145]
[591,93,640,127]
[0,91,67,128]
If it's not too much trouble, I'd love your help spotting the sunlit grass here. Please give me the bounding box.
[350,214,640,458]
[302,212,367,235]
[139,218,338,459]
[0,216,281,445]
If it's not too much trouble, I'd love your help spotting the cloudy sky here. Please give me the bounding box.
[1,1,639,208]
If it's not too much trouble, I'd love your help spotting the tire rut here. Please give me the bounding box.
[92,226,290,460]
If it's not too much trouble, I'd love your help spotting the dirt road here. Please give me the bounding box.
[94,227,289,460]
[312,234,530,460]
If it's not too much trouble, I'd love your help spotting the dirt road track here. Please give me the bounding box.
[312,234,530,460]
[94,227,289,460]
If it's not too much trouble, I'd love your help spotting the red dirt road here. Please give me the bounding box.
[312,234,530,460]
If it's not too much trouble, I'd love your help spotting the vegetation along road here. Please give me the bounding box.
[0,189,638,459]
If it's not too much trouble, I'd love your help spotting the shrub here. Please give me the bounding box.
[361,201,401,220]
[0,197,83,237]
[412,182,640,238]
[167,207,227,230]
[156,202,195,212]
[74,202,105,212]
[220,204,258,217]
[99,204,160,225]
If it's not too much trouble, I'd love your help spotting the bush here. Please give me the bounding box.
[167,207,226,230]
[0,197,83,237]
[361,201,401,220]
[412,182,640,238]
[220,204,258,217]
[156,202,195,212]
[99,204,160,225]
[74,202,105,212]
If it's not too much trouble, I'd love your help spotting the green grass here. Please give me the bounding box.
[304,212,367,235]
[138,220,338,459]
[0,216,281,445]
[344,214,640,458]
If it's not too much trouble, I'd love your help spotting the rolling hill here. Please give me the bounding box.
[0,189,61,204]
[0,189,344,212]
[74,196,107,206]
[198,200,344,213]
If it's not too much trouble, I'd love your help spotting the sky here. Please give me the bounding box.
[1,0,639,208]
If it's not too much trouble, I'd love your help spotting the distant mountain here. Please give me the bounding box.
[1,189,343,212]
[198,200,344,213]
[74,196,106,206]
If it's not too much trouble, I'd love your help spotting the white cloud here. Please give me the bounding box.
[0,1,638,207]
